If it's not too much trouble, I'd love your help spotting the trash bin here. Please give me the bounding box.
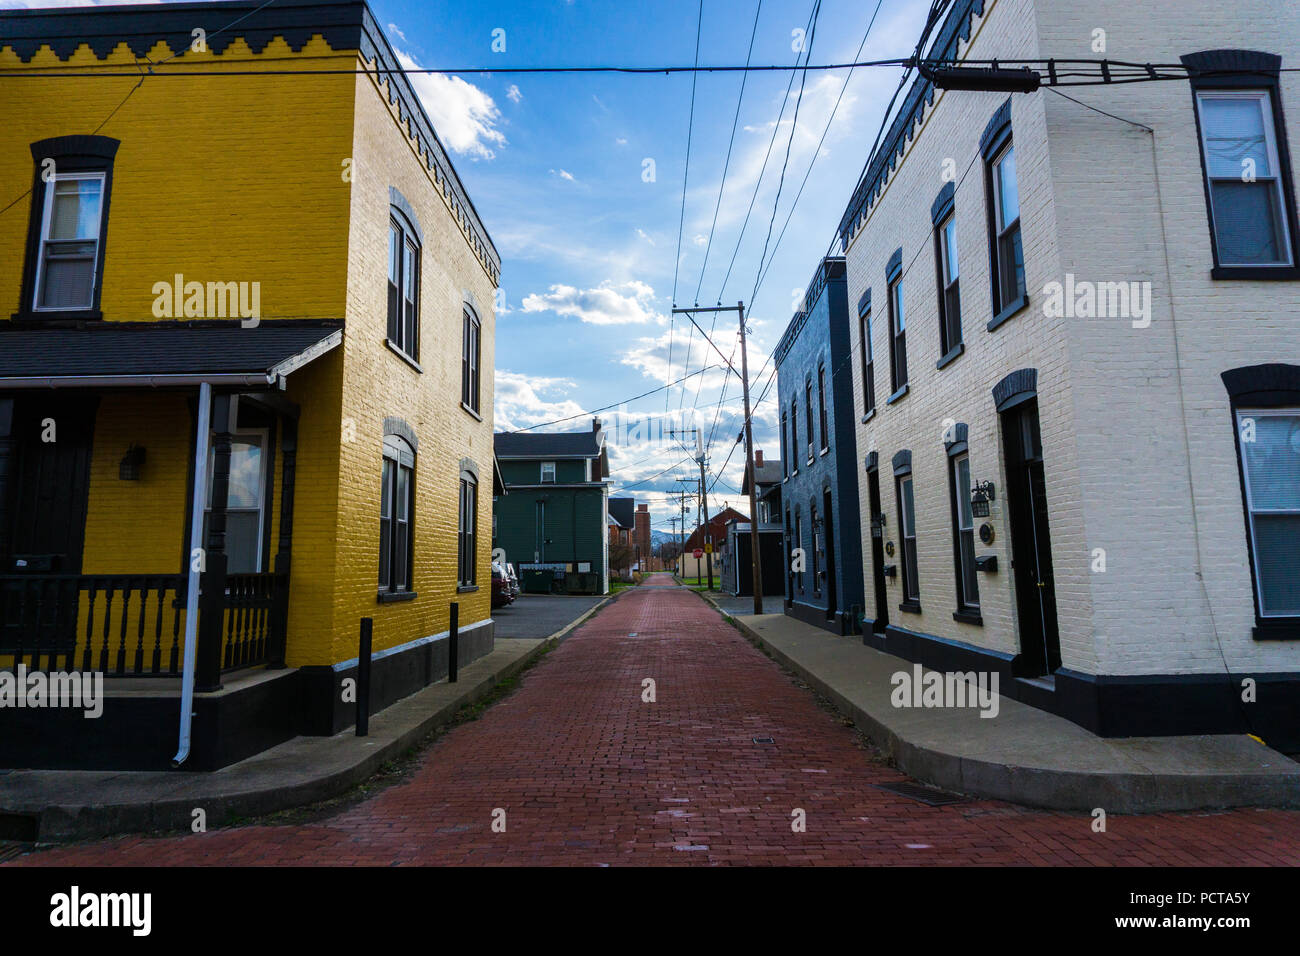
[523,570,554,594]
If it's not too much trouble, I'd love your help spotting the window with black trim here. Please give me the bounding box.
[19,135,119,320]
[897,473,920,607]
[988,141,1024,317]
[817,363,829,451]
[888,274,907,393]
[387,211,420,361]
[936,211,962,358]
[949,452,980,614]
[859,303,875,416]
[1183,50,1299,278]
[780,410,789,477]
[379,434,416,595]
[804,379,814,461]
[794,508,804,593]
[1234,408,1299,620]
[458,472,478,587]
[810,500,821,593]
[790,398,798,472]
[462,306,481,413]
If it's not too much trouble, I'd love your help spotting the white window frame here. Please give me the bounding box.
[32,171,105,312]
[951,453,979,611]
[1195,89,1294,268]
[991,142,1024,308]
[1236,407,1300,618]
[541,461,556,483]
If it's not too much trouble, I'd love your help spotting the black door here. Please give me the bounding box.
[1002,399,1060,676]
[867,466,889,634]
[7,395,97,573]
[822,487,837,622]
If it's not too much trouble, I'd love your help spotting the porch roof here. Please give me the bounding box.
[0,320,343,387]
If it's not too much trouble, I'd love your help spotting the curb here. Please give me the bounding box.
[726,615,1300,814]
[12,600,614,844]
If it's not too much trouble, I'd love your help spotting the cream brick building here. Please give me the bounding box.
[840,0,1300,748]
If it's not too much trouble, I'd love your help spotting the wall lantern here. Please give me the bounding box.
[970,480,996,518]
[119,444,146,481]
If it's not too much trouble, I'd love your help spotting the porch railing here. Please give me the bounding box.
[0,570,288,680]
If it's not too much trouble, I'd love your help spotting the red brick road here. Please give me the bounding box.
[13,574,1300,866]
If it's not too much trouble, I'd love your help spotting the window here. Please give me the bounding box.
[1235,409,1300,618]
[780,411,789,478]
[859,305,875,417]
[1194,91,1293,268]
[949,453,980,613]
[810,501,821,593]
[541,461,556,483]
[458,474,478,587]
[790,399,798,472]
[804,380,814,461]
[387,212,420,360]
[888,275,907,394]
[897,475,919,606]
[462,307,481,413]
[817,363,829,451]
[379,435,415,594]
[204,432,268,574]
[794,511,804,592]
[989,142,1025,317]
[936,213,962,358]
[34,174,104,311]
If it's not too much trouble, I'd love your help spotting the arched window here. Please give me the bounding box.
[379,428,416,596]
[462,302,482,414]
[387,197,421,361]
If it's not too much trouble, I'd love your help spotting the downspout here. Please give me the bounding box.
[173,381,213,767]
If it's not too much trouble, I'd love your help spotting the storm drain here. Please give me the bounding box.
[752,736,775,744]
[874,782,968,807]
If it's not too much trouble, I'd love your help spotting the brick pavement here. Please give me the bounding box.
[11,574,1300,866]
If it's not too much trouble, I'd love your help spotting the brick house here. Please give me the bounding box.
[0,0,499,769]
[841,0,1300,748]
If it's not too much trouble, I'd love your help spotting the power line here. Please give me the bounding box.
[507,363,720,432]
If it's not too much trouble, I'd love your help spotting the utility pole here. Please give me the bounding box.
[669,428,711,591]
[671,302,764,611]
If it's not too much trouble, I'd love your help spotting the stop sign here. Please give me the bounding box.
[692,548,704,559]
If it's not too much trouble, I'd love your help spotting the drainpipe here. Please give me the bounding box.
[173,381,213,767]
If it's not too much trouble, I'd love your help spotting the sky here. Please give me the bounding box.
[5,0,934,535]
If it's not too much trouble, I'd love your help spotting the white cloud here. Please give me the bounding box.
[522,280,663,326]
[615,136,628,146]
[506,84,522,103]
[387,22,408,43]
[636,228,655,246]
[494,371,585,432]
[548,168,576,182]
[393,48,505,160]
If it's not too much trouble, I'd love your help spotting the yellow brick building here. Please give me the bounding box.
[0,0,500,770]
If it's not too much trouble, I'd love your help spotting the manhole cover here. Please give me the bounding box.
[874,782,968,806]
[752,736,775,744]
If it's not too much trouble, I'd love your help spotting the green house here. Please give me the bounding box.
[493,420,611,594]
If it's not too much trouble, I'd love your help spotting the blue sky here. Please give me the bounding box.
[8,0,933,532]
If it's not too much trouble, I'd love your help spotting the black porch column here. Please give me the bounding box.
[268,416,297,668]
[0,399,12,568]
[196,393,231,693]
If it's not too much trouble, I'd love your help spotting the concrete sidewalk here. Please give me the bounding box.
[704,598,1300,813]
[1,597,611,843]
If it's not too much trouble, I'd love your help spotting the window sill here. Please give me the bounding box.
[898,602,922,615]
[457,584,479,593]
[460,402,483,421]
[385,338,423,373]
[11,308,103,323]
[377,589,418,604]
[987,292,1029,332]
[935,342,965,370]
[886,383,909,405]
[952,608,984,626]
[1253,620,1300,641]
[1212,264,1300,281]
[820,446,830,457]
[861,408,876,424]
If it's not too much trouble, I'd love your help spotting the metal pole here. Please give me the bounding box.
[738,301,764,614]
[173,380,212,767]
[356,617,372,737]
[449,602,459,683]
[698,454,713,592]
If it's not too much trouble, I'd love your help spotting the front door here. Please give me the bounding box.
[1002,399,1061,676]
[6,395,97,573]
[867,466,888,634]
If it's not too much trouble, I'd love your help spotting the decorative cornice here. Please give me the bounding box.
[774,256,846,368]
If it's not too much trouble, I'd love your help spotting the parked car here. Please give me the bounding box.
[491,562,515,608]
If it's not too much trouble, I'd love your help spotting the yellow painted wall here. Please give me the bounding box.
[2,34,497,670]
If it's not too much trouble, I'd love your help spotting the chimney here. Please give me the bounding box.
[755,449,764,468]
[593,417,602,432]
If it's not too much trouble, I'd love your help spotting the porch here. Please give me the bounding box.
[0,320,343,768]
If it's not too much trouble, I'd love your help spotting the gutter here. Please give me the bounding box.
[173,381,213,766]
